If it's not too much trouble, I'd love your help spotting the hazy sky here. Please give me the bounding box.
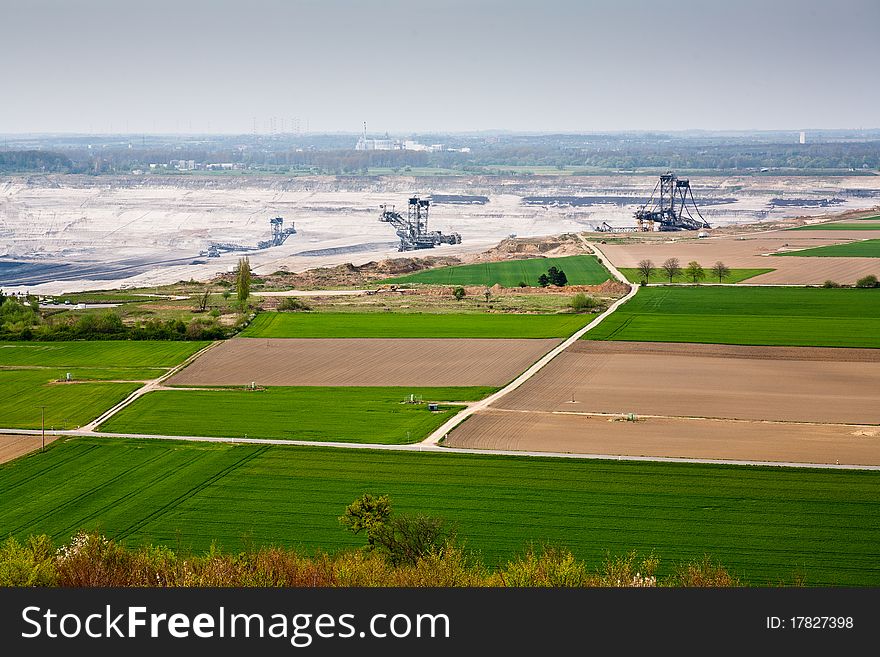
[3,0,879,134]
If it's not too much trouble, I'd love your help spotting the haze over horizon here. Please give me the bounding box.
[2,0,879,135]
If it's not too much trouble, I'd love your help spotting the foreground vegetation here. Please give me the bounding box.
[98,387,495,443]
[241,311,594,339]
[381,255,611,287]
[1,438,877,585]
[585,286,880,348]
[779,239,880,258]
[0,531,740,587]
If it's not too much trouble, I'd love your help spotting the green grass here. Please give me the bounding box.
[240,312,592,339]
[619,268,773,284]
[381,255,611,287]
[0,341,209,368]
[0,369,142,429]
[789,223,880,231]
[585,286,880,348]
[97,386,495,443]
[2,437,878,586]
[779,239,880,258]
[856,215,880,221]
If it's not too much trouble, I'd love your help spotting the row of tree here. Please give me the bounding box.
[637,258,731,284]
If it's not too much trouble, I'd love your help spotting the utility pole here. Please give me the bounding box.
[39,405,46,452]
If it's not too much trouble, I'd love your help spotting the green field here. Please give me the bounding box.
[98,386,494,443]
[619,268,773,284]
[2,437,878,585]
[779,239,880,258]
[0,369,142,429]
[240,312,593,339]
[789,223,880,231]
[585,286,880,348]
[0,341,209,368]
[381,255,611,287]
[0,341,209,430]
[857,215,880,221]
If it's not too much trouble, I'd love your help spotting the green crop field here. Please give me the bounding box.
[585,286,880,348]
[0,369,142,429]
[0,341,210,430]
[1,437,878,585]
[98,386,495,443]
[381,255,611,286]
[240,312,593,339]
[0,341,209,368]
[789,223,880,231]
[619,268,773,284]
[779,239,880,258]
[856,215,880,221]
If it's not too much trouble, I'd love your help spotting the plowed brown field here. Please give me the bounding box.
[0,434,56,464]
[599,229,880,284]
[446,409,880,466]
[495,342,880,425]
[168,338,560,387]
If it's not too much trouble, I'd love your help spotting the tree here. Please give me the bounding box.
[856,274,879,288]
[661,258,681,283]
[685,261,705,284]
[636,259,655,284]
[338,493,392,551]
[537,273,550,287]
[711,261,730,283]
[197,287,210,312]
[452,286,466,301]
[546,266,568,286]
[484,288,491,303]
[339,494,451,565]
[235,257,252,307]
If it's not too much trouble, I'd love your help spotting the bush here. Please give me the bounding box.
[277,297,311,311]
[855,274,879,288]
[822,280,841,288]
[570,293,598,312]
[452,286,466,301]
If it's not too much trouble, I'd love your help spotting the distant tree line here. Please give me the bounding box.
[0,293,228,341]
[4,138,879,174]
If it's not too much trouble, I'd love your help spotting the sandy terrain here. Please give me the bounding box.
[445,409,880,466]
[0,434,56,464]
[494,342,880,425]
[599,226,880,284]
[3,173,879,294]
[168,337,561,388]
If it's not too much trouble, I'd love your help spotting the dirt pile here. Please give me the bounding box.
[471,234,589,262]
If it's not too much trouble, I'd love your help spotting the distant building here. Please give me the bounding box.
[355,136,400,151]
[799,131,806,144]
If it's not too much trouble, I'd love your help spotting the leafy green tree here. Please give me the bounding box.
[452,286,466,301]
[685,261,705,284]
[236,257,252,307]
[339,494,392,551]
[856,274,879,288]
[538,273,550,287]
[546,266,568,286]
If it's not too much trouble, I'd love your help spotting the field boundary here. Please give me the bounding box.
[3,427,877,471]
